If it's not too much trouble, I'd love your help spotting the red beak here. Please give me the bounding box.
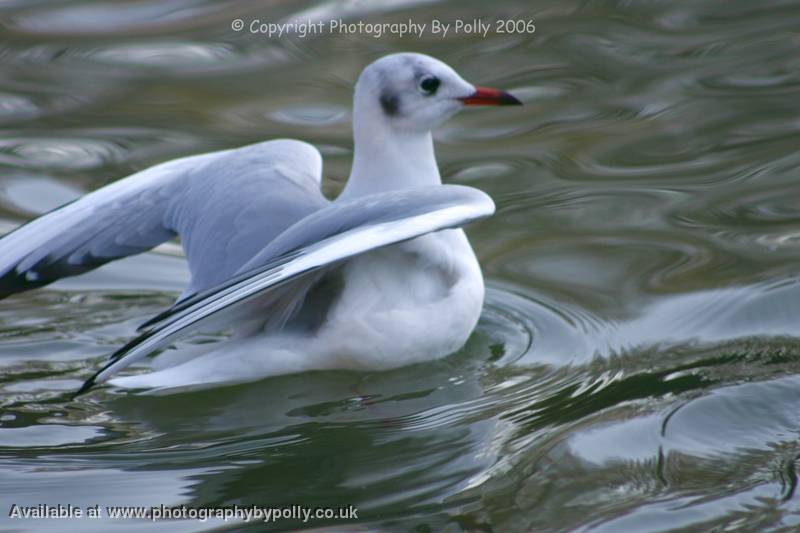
[459,86,522,106]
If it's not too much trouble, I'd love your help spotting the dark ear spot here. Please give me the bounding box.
[379,90,399,116]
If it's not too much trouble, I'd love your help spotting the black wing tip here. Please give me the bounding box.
[72,341,135,399]
[72,329,154,399]
[136,292,197,332]
[73,373,100,399]
[136,312,166,332]
[0,270,49,300]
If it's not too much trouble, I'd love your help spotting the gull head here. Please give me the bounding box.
[354,52,522,134]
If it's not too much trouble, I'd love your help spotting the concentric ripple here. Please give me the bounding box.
[2,0,800,531]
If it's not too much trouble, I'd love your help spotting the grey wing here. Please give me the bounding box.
[0,158,185,297]
[77,185,495,394]
[0,139,327,298]
[165,140,328,297]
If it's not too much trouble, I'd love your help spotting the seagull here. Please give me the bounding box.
[0,53,521,394]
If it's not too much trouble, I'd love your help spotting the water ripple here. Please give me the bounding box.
[0,129,203,172]
[1,0,799,530]
[7,1,226,35]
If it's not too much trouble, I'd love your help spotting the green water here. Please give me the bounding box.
[1,0,800,531]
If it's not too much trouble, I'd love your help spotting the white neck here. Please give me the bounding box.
[339,105,441,199]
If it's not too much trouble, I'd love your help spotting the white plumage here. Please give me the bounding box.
[0,53,521,392]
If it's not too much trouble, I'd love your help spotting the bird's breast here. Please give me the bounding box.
[315,229,485,369]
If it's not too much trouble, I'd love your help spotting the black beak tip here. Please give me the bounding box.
[503,91,523,105]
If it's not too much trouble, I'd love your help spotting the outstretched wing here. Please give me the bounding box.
[77,185,495,394]
[0,139,326,298]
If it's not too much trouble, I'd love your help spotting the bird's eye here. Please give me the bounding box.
[418,76,440,95]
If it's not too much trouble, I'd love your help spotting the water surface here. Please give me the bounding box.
[1,0,800,531]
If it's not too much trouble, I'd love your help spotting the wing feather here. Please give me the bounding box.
[76,184,495,394]
[0,139,325,298]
